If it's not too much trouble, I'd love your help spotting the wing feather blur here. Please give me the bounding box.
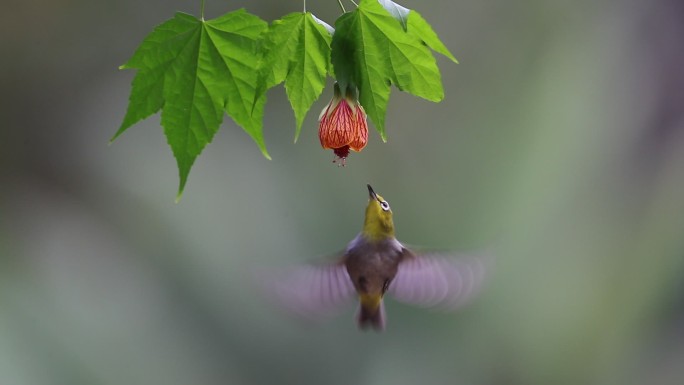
[388,252,489,310]
[261,262,356,321]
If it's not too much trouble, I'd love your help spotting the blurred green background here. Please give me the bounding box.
[2,0,684,384]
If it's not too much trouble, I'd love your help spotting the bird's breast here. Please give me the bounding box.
[344,235,404,295]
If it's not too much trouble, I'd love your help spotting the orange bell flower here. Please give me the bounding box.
[318,83,368,165]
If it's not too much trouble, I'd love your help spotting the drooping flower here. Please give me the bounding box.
[318,83,368,165]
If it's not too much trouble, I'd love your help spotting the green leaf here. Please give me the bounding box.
[255,12,333,141]
[331,0,444,140]
[376,0,457,63]
[377,0,409,30]
[205,12,269,156]
[311,14,335,35]
[114,11,268,198]
[407,10,458,63]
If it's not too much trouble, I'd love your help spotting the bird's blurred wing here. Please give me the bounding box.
[260,261,356,321]
[388,251,489,310]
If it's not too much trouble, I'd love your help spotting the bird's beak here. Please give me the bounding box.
[367,184,378,200]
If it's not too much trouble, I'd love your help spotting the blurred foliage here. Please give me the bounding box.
[2,1,684,385]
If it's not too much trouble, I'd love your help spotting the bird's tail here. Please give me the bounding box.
[357,294,385,331]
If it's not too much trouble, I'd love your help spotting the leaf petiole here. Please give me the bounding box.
[337,0,346,13]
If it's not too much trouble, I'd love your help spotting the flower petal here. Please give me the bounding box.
[318,84,369,156]
[349,105,368,151]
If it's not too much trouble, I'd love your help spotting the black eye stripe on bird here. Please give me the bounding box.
[263,184,489,331]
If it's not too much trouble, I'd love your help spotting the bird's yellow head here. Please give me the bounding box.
[363,184,395,241]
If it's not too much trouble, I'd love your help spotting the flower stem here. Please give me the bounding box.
[337,0,347,13]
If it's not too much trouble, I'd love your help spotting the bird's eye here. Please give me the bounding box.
[380,201,390,211]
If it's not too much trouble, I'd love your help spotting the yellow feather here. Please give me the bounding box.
[359,293,382,310]
[362,193,395,240]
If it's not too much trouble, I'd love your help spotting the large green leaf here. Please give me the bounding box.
[114,10,268,199]
[407,10,458,63]
[377,0,458,63]
[377,0,409,30]
[255,12,333,141]
[331,0,444,140]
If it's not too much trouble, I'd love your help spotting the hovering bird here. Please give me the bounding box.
[266,184,488,331]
